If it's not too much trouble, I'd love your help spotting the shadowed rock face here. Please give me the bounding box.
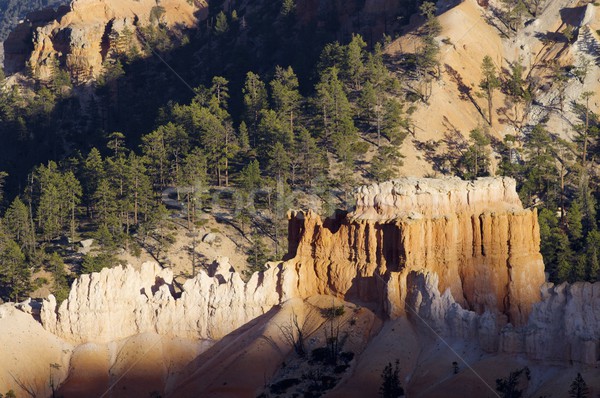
[41,177,545,346]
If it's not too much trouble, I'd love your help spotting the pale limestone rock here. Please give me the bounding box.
[352,177,522,221]
[41,261,284,343]
[500,281,600,365]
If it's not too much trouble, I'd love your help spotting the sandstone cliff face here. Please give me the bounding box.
[287,177,544,326]
[4,0,206,82]
[500,281,600,365]
[41,177,544,345]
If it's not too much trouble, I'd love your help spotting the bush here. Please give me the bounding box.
[322,305,345,319]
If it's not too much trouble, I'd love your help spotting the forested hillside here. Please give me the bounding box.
[0,0,599,304]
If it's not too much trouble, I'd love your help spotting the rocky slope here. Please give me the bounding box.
[5,176,600,397]
[3,0,206,82]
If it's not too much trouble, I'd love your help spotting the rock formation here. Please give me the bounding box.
[41,258,283,343]
[41,176,545,346]
[287,176,545,326]
[3,0,206,82]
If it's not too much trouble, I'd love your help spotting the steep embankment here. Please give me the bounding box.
[390,0,600,177]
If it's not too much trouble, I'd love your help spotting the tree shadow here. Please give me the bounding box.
[444,63,486,122]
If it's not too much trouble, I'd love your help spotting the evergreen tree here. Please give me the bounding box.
[270,66,302,141]
[315,66,357,163]
[370,145,404,182]
[460,128,491,179]
[567,201,583,243]
[569,373,589,398]
[344,34,367,91]
[479,55,500,126]
[242,72,268,143]
[268,141,291,183]
[521,124,559,205]
[585,230,600,282]
[495,367,530,398]
[82,148,105,218]
[246,232,269,275]
[4,197,35,254]
[0,239,29,302]
[555,228,573,282]
[63,171,82,247]
[281,0,296,16]
[0,171,7,206]
[178,148,207,228]
[214,11,229,35]
[239,160,262,192]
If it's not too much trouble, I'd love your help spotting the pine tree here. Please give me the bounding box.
[242,72,268,142]
[495,367,530,398]
[315,66,357,163]
[63,171,82,247]
[4,197,35,254]
[178,148,207,228]
[268,141,291,183]
[281,0,296,16]
[270,66,302,141]
[479,55,500,126]
[569,373,589,398]
[239,160,262,192]
[214,11,229,35]
[0,171,7,206]
[0,239,29,302]
[555,228,573,282]
[585,230,600,282]
[344,34,367,91]
[246,232,269,275]
[567,201,583,243]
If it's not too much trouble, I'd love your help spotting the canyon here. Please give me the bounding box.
[2,176,598,397]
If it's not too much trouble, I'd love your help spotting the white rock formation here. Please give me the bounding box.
[406,270,600,365]
[352,177,522,221]
[41,260,288,343]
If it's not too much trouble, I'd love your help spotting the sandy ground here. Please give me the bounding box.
[0,305,72,397]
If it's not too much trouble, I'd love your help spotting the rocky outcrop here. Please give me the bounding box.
[41,259,285,343]
[3,0,206,82]
[287,177,545,326]
[41,177,544,344]
[406,269,600,365]
[500,281,600,365]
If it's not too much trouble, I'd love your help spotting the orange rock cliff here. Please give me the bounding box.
[285,177,545,326]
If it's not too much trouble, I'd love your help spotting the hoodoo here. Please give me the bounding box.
[286,177,545,325]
